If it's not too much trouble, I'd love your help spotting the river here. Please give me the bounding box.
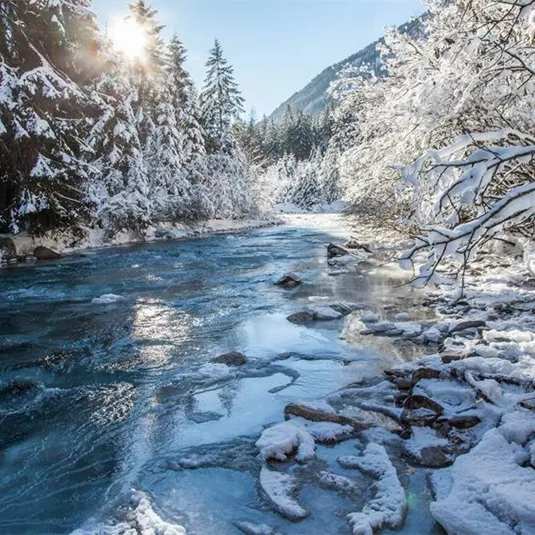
[0,214,438,535]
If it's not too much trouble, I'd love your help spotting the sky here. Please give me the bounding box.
[92,0,426,117]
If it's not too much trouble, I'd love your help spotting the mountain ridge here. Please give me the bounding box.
[268,16,424,121]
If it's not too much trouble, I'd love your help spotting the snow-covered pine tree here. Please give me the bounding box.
[291,154,323,209]
[0,0,101,234]
[166,35,209,219]
[199,39,253,218]
[321,143,341,204]
[199,39,244,154]
[87,66,152,234]
[291,110,314,161]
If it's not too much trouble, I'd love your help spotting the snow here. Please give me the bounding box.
[259,466,309,520]
[256,421,316,462]
[71,491,185,535]
[346,444,406,535]
[6,217,280,260]
[235,521,280,535]
[431,420,535,535]
[318,471,358,492]
[255,417,352,462]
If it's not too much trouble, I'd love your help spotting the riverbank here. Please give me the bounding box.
[0,215,281,264]
[245,216,535,535]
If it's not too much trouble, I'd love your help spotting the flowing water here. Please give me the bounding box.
[0,215,440,535]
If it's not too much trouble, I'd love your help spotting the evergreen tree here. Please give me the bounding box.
[166,35,209,218]
[0,0,102,234]
[199,39,244,154]
[87,66,152,233]
[199,39,252,217]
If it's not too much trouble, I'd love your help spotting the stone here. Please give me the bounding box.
[449,320,486,334]
[287,311,316,324]
[411,368,441,384]
[211,351,247,366]
[0,237,16,261]
[284,402,367,431]
[394,378,414,391]
[275,273,303,288]
[401,395,444,427]
[440,351,466,364]
[327,243,350,258]
[344,239,372,253]
[447,415,481,429]
[33,246,61,260]
[417,446,454,468]
[187,411,224,423]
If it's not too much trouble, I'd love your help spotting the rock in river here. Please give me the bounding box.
[211,351,248,366]
[0,237,16,261]
[34,246,61,260]
[275,273,303,288]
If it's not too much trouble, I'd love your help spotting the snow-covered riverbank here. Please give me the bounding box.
[0,215,281,263]
[244,216,535,535]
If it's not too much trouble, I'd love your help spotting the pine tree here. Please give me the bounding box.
[0,0,102,234]
[199,39,244,154]
[87,65,152,233]
[166,35,208,219]
[199,39,252,218]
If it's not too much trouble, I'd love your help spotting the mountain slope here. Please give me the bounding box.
[268,17,424,121]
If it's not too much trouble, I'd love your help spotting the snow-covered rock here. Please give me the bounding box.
[71,491,185,535]
[431,416,535,535]
[256,421,315,462]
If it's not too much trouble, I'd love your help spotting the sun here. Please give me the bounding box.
[109,18,148,61]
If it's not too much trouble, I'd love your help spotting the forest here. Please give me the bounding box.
[2,0,535,287]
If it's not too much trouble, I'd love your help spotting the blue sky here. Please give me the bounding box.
[92,1,425,117]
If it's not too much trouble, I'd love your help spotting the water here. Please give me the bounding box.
[0,215,439,535]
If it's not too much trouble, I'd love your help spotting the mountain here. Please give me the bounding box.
[268,17,424,121]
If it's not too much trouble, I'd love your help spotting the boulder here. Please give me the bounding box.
[327,243,350,258]
[411,367,441,384]
[0,237,16,261]
[440,351,466,364]
[33,246,61,260]
[211,351,247,366]
[284,401,367,431]
[449,320,486,334]
[275,273,303,288]
[344,239,372,253]
[287,311,316,324]
[447,415,481,429]
[417,445,454,468]
[401,395,444,427]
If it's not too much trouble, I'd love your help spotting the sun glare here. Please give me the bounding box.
[110,18,148,61]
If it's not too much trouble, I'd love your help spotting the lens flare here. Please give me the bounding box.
[110,18,148,61]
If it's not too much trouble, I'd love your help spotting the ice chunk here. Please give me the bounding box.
[346,444,406,535]
[259,466,309,520]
